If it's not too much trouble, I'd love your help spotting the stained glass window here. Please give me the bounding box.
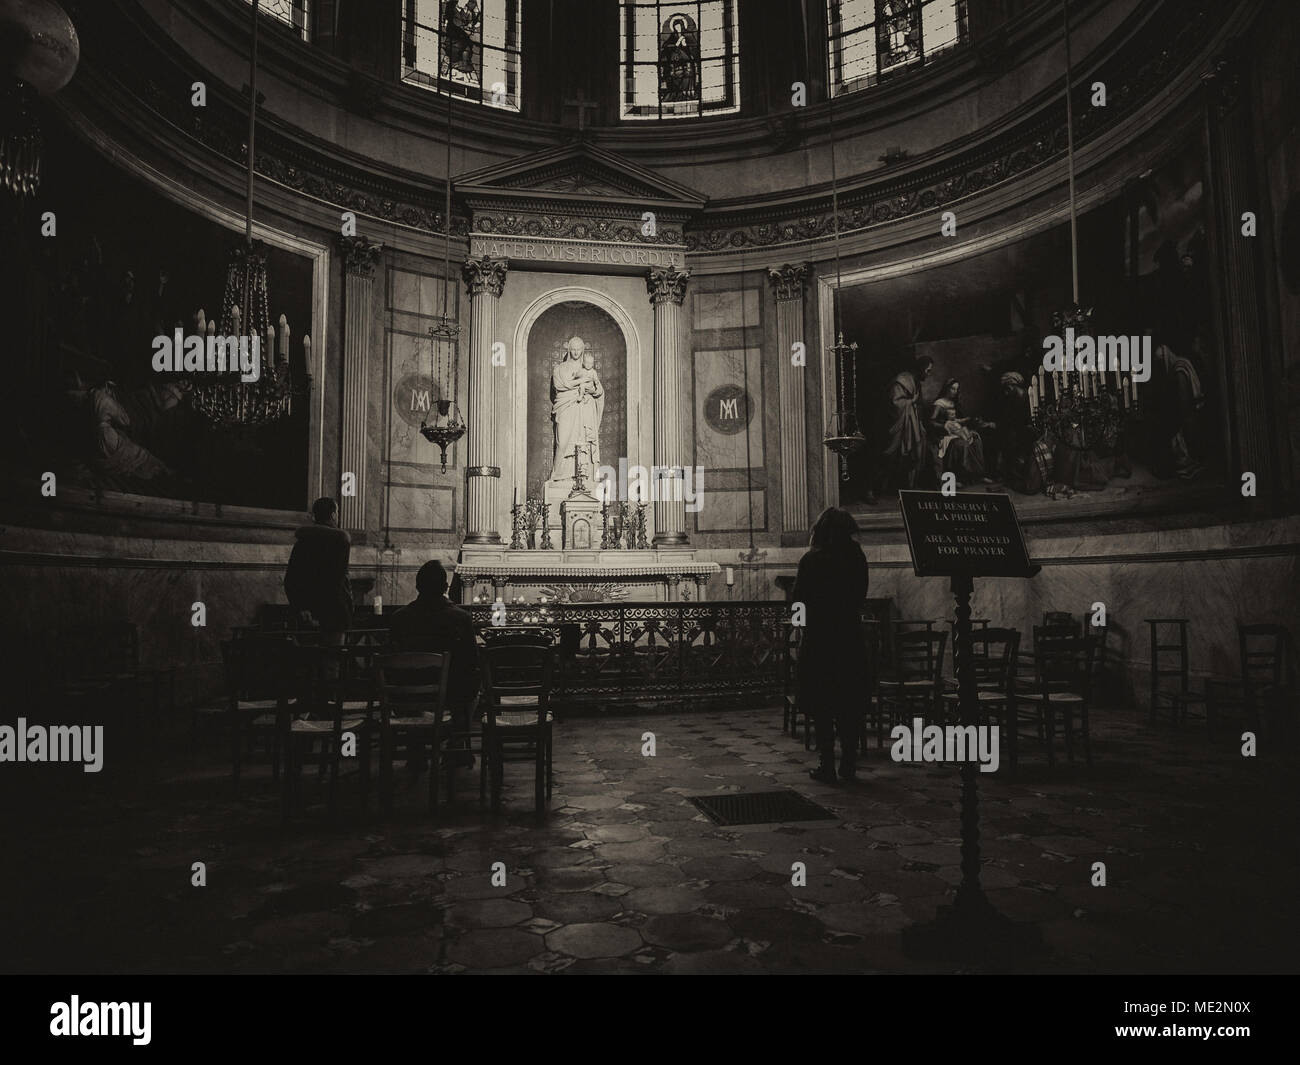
[244,0,310,42]
[828,0,967,96]
[621,1,740,120]
[402,0,522,111]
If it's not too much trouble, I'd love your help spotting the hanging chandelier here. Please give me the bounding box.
[820,81,864,476]
[1029,0,1139,458]
[419,45,466,471]
[187,241,299,427]
[0,0,79,198]
[186,0,305,429]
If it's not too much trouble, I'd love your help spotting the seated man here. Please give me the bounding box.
[388,561,481,770]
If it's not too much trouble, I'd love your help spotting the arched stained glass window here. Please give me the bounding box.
[828,0,968,96]
[621,1,741,120]
[244,0,310,42]
[402,0,522,111]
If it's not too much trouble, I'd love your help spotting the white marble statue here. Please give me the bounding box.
[549,335,604,483]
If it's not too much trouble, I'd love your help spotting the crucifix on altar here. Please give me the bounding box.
[569,442,592,496]
[558,441,600,550]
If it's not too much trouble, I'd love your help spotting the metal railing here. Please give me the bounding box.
[469,601,789,709]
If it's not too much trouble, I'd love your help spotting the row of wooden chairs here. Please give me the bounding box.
[785,617,1103,773]
[1148,619,1294,739]
[207,635,556,820]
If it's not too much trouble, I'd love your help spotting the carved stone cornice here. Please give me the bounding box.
[463,256,508,297]
[767,263,810,302]
[337,235,383,278]
[63,0,1220,259]
[647,266,690,306]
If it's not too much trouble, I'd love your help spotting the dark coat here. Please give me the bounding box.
[387,595,482,707]
[792,543,870,701]
[284,523,353,632]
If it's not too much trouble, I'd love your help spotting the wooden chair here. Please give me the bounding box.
[200,636,290,791]
[1042,611,1080,636]
[939,628,1021,772]
[1016,634,1098,768]
[877,630,948,729]
[1240,624,1292,735]
[1145,618,1192,724]
[282,644,373,821]
[859,620,888,750]
[480,643,556,814]
[373,652,454,816]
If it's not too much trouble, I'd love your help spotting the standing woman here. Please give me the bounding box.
[793,507,870,783]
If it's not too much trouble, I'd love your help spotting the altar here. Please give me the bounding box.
[456,548,719,604]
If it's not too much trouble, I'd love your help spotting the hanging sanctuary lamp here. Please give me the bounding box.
[419,53,467,472]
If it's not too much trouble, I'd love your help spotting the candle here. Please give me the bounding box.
[1028,387,1038,418]
[373,595,383,615]
[725,566,735,586]
[1122,377,1131,409]
[278,314,290,364]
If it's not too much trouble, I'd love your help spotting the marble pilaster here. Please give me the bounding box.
[337,236,383,531]
[769,263,811,533]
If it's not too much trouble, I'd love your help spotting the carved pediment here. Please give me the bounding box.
[455,143,708,217]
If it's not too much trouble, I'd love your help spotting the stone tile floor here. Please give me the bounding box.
[3,705,1297,973]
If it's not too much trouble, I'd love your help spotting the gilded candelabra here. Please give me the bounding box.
[1029,307,1141,451]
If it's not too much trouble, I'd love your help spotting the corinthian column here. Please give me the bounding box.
[769,263,810,533]
[463,256,508,543]
[338,235,383,531]
[648,266,691,545]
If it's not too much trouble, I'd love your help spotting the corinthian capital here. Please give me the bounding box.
[337,235,383,278]
[767,263,810,302]
[647,265,690,306]
[463,256,509,297]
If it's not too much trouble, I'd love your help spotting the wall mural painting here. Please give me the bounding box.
[5,126,313,511]
[840,137,1221,510]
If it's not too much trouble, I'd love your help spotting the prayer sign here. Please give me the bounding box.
[898,491,1037,578]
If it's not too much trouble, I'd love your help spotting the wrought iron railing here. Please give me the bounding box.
[469,601,790,709]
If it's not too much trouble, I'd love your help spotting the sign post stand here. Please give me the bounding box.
[896,491,1044,963]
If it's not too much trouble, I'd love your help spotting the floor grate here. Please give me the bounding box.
[688,790,837,826]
